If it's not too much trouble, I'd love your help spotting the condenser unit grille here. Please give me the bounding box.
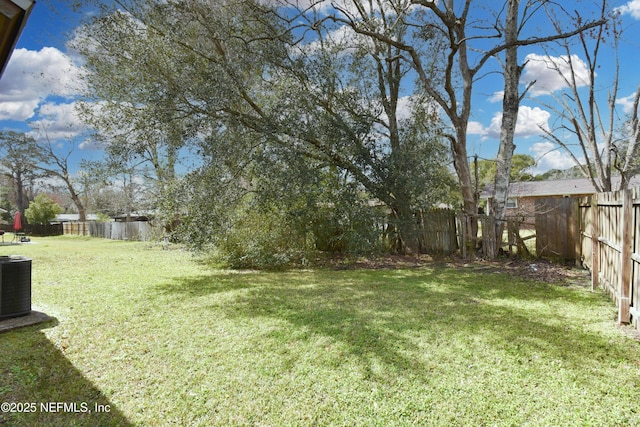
[0,256,32,319]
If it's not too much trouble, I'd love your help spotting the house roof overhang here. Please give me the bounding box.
[0,0,35,78]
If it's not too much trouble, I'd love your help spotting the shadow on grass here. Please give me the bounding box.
[157,271,258,298]
[0,320,133,427]
[159,267,631,383]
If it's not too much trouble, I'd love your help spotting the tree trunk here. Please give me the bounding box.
[392,197,420,255]
[451,128,479,257]
[15,169,26,217]
[70,192,87,222]
[491,0,520,259]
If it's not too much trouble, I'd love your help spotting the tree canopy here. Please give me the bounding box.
[74,0,457,257]
[476,154,536,187]
[70,0,612,261]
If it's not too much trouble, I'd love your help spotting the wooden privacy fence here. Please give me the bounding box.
[25,223,63,236]
[381,208,459,255]
[64,221,157,241]
[417,208,458,254]
[579,189,640,328]
[90,221,156,241]
[535,197,580,261]
[457,213,531,259]
[63,222,90,236]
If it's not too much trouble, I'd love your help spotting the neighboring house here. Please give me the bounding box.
[481,176,640,227]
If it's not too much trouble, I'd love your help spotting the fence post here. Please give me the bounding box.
[459,212,467,259]
[591,195,600,291]
[572,198,581,267]
[619,190,633,324]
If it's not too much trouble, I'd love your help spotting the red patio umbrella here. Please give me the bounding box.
[13,211,22,232]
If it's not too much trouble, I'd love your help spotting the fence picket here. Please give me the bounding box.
[63,221,156,241]
[619,190,633,324]
[572,189,640,328]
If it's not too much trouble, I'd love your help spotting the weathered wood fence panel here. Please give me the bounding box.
[417,209,458,255]
[579,198,593,270]
[633,199,640,329]
[89,222,111,239]
[478,215,497,259]
[63,222,90,236]
[25,223,63,236]
[535,197,580,261]
[579,188,640,329]
[64,221,156,241]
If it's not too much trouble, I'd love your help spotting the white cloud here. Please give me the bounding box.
[470,106,551,139]
[0,99,40,121]
[616,91,638,115]
[484,114,501,138]
[529,141,582,174]
[395,96,413,122]
[267,0,408,16]
[514,106,551,136]
[27,102,87,141]
[262,0,333,13]
[489,91,504,103]
[467,121,486,135]
[0,47,85,121]
[616,0,640,19]
[295,23,368,56]
[78,139,102,150]
[290,0,421,55]
[521,53,590,96]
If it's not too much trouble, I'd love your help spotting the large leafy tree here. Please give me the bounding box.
[28,127,91,221]
[0,131,39,216]
[2,116,97,224]
[73,8,189,224]
[476,154,536,187]
[74,0,456,254]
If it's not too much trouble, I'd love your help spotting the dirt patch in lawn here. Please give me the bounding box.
[320,254,590,286]
[449,258,591,287]
[324,254,436,270]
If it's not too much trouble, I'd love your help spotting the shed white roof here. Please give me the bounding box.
[54,214,101,222]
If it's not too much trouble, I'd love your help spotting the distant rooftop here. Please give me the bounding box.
[482,175,640,199]
[55,214,101,222]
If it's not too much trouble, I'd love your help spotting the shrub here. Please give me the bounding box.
[24,194,62,225]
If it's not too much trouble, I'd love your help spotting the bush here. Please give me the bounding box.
[210,203,309,270]
[24,194,62,225]
[177,163,386,269]
[311,202,384,255]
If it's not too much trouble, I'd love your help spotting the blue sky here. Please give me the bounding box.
[1,0,640,177]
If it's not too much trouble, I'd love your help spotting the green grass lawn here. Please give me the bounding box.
[1,236,640,426]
